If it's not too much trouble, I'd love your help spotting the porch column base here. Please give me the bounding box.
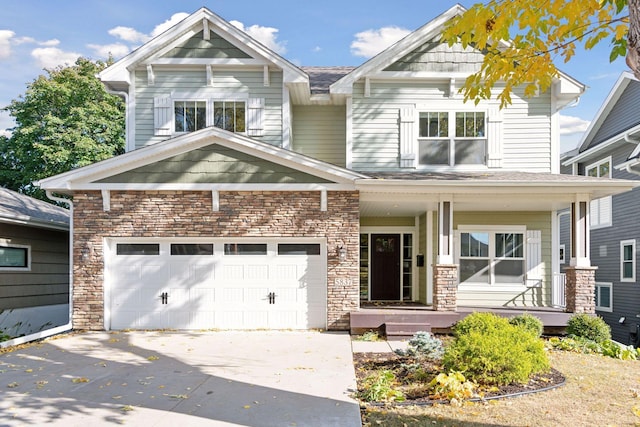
[433,264,458,311]
[564,266,597,314]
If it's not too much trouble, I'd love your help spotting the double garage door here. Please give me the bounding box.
[106,239,327,330]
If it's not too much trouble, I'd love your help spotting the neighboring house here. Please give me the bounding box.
[0,187,69,338]
[37,6,636,332]
[561,72,640,345]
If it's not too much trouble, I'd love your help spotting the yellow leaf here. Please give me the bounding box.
[243,405,251,409]
[72,377,90,383]
[147,355,159,361]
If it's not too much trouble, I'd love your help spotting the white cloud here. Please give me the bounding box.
[230,20,287,55]
[31,47,81,69]
[88,43,131,59]
[108,26,150,43]
[13,35,35,45]
[39,39,60,47]
[0,30,15,59]
[350,26,410,58]
[313,46,322,53]
[559,114,590,135]
[0,128,11,138]
[151,13,190,38]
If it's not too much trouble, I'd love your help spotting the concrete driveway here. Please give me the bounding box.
[0,331,361,426]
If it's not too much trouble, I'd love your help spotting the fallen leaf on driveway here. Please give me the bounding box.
[71,377,90,383]
[7,382,19,388]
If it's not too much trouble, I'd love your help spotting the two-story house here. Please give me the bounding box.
[37,5,636,333]
[562,72,640,345]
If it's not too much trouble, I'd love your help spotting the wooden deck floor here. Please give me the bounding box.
[350,304,572,336]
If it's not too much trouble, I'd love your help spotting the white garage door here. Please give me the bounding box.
[106,239,327,330]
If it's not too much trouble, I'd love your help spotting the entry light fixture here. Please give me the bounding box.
[338,246,347,262]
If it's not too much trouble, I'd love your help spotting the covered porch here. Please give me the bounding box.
[352,171,636,334]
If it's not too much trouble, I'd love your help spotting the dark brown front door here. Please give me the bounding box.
[370,234,401,300]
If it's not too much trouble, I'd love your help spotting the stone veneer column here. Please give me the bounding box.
[564,266,597,314]
[433,264,458,311]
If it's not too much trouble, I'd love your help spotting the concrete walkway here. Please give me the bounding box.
[0,331,361,426]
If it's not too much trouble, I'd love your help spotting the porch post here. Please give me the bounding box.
[566,195,597,314]
[434,198,457,311]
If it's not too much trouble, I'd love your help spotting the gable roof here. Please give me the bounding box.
[563,72,640,166]
[0,187,69,231]
[330,4,583,105]
[35,127,367,192]
[98,7,307,91]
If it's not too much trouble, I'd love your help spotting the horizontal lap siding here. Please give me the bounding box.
[502,89,552,172]
[134,69,283,149]
[0,224,69,309]
[351,81,447,170]
[350,81,552,172]
[589,144,640,343]
[292,106,346,167]
[453,211,552,307]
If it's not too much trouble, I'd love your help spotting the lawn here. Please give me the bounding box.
[360,350,640,426]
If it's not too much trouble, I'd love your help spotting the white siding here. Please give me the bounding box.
[291,106,346,167]
[134,69,283,149]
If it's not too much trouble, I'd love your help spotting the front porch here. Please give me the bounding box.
[350,304,573,339]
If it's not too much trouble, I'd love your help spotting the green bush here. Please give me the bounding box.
[394,331,444,360]
[566,313,611,343]
[509,313,544,337]
[444,312,549,386]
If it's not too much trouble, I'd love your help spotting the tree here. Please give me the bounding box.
[0,57,124,200]
[442,0,636,108]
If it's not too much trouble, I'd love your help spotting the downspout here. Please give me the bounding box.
[0,191,74,348]
[105,88,129,151]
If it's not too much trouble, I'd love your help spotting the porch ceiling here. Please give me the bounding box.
[356,170,640,217]
[359,191,573,217]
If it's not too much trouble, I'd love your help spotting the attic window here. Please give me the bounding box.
[214,101,246,133]
[175,101,206,132]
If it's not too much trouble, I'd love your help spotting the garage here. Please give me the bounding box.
[105,239,327,330]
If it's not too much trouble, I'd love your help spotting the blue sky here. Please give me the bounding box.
[0,0,631,152]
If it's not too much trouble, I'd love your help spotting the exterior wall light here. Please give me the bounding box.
[338,246,347,262]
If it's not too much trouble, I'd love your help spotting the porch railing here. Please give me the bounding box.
[552,273,566,308]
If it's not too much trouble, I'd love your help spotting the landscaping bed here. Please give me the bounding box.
[353,351,565,405]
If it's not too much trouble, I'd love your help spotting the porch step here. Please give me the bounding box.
[350,309,461,335]
[384,322,431,341]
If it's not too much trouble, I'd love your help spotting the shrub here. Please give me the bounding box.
[444,312,549,386]
[566,313,611,343]
[358,370,405,402]
[509,313,544,337]
[429,371,476,403]
[394,331,444,360]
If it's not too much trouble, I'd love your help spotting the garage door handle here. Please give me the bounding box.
[160,292,168,304]
[268,292,276,304]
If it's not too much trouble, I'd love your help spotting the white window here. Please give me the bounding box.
[621,239,636,282]
[595,282,613,312]
[155,95,261,137]
[559,244,566,264]
[174,100,207,133]
[418,111,486,166]
[458,228,525,286]
[0,244,30,271]
[586,157,612,229]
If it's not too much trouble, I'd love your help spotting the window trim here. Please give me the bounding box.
[457,225,527,290]
[595,282,613,312]
[620,239,636,282]
[416,109,487,168]
[0,243,31,271]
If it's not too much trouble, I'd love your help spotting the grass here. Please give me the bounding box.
[361,350,640,426]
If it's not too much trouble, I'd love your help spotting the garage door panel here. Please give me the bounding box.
[109,240,326,330]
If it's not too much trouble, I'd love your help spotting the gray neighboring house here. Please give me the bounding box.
[562,72,640,345]
[0,187,70,339]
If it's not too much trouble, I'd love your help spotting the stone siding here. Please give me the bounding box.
[72,190,360,330]
[433,264,458,311]
[565,266,597,314]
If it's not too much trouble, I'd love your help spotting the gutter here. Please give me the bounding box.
[0,192,74,348]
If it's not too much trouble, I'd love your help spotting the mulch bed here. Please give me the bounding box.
[353,352,565,405]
